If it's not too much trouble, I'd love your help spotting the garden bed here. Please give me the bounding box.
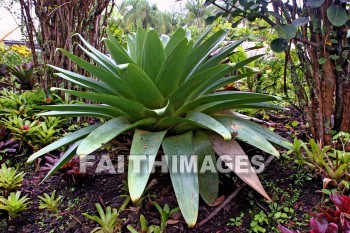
[1,110,322,233]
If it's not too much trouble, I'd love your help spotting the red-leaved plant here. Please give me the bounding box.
[278,192,350,233]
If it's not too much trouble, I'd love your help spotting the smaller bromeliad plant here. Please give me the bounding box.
[127,201,179,233]
[83,203,124,233]
[152,202,179,232]
[38,190,63,213]
[127,215,161,233]
[0,163,25,196]
[0,191,31,219]
[1,116,63,150]
[8,62,35,90]
[289,137,350,191]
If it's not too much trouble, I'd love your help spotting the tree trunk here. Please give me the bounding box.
[19,0,114,93]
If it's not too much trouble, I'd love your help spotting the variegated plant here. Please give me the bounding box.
[27,27,291,227]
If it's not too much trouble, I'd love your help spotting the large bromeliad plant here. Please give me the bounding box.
[27,27,291,227]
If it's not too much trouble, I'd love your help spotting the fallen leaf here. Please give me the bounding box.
[208,195,225,207]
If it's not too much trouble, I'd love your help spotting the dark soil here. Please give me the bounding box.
[0,108,323,233]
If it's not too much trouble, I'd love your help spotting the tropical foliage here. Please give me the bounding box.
[26,27,290,227]
[0,163,25,193]
[0,191,31,219]
[206,0,350,147]
[83,203,124,233]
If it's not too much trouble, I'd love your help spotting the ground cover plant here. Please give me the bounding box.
[26,27,291,227]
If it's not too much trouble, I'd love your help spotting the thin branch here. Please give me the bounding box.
[294,36,321,48]
[47,1,72,17]
[196,183,247,228]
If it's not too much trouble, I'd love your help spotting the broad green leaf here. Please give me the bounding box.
[318,57,327,65]
[176,92,280,116]
[54,73,112,95]
[203,72,257,94]
[156,38,192,97]
[142,30,165,81]
[74,33,121,77]
[336,65,343,72]
[75,33,117,67]
[270,38,289,53]
[166,112,231,140]
[77,117,156,157]
[216,113,291,149]
[291,17,310,27]
[275,24,297,40]
[196,38,246,74]
[54,89,155,120]
[41,140,81,183]
[193,26,213,49]
[202,102,286,114]
[122,64,165,109]
[49,65,117,94]
[193,131,218,205]
[162,132,199,227]
[170,64,233,109]
[127,34,137,62]
[334,164,349,179]
[37,104,126,118]
[58,49,134,99]
[136,27,146,66]
[267,11,284,21]
[106,28,129,56]
[170,64,232,109]
[228,103,285,111]
[128,130,167,202]
[105,28,134,64]
[327,5,348,27]
[76,43,121,78]
[36,111,114,119]
[209,133,271,201]
[182,30,227,81]
[197,99,281,115]
[306,0,325,8]
[187,112,231,140]
[27,124,100,163]
[164,27,186,57]
[104,39,134,64]
[215,116,280,156]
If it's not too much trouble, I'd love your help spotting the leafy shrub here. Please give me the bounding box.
[0,42,28,68]
[0,89,60,118]
[27,27,291,227]
[1,116,62,150]
[0,89,64,151]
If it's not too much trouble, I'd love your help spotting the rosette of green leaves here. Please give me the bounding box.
[27,27,291,227]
